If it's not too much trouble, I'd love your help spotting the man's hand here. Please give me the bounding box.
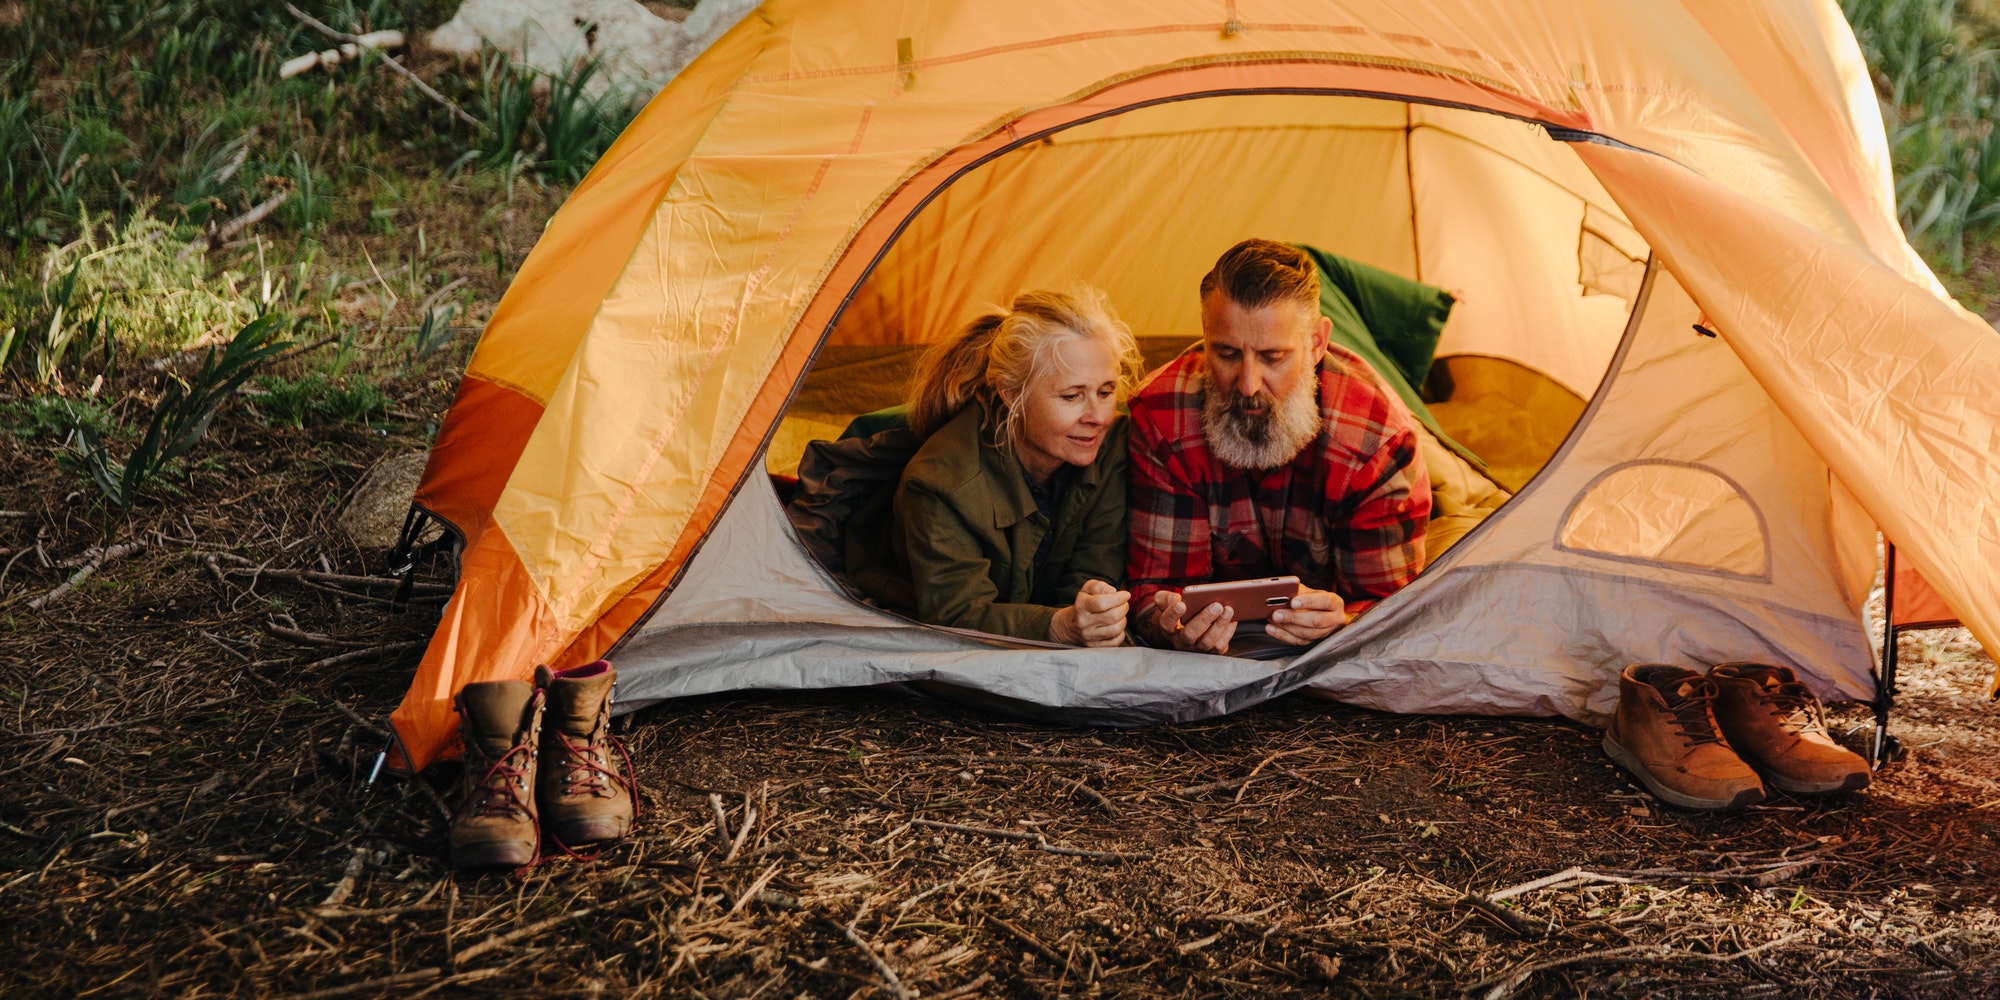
[1263,586,1348,646]
[1049,579,1130,647]
[1144,590,1237,654]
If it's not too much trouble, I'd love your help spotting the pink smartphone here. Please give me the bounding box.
[1179,576,1301,622]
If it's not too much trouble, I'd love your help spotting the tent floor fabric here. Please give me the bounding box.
[4,470,1998,998]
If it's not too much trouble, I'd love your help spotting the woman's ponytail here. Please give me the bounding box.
[906,312,1003,438]
[907,286,1142,444]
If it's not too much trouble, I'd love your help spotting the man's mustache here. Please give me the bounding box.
[1216,388,1280,440]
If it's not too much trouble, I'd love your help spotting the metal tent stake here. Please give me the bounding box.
[365,738,391,792]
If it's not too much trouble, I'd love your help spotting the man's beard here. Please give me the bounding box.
[1200,374,1322,470]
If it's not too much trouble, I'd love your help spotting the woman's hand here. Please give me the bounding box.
[1049,579,1130,646]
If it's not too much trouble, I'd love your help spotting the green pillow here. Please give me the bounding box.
[1296,244,1484,472]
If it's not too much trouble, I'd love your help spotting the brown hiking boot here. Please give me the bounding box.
[1710,662,1870,795]
[450,680,544,869]
[536,661,634,848]
[1603,664,1765,810]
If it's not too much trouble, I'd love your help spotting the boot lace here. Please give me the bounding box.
[1761,677,1827,735]
[1662,679,1725,747]
[468,742,536,820]
[553,729,638,803]
[543,731,641,862]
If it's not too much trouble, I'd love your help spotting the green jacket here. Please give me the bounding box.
[885,399,1129,641]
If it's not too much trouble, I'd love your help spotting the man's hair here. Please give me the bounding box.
[1198,239,1320,310]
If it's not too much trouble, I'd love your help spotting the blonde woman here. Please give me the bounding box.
[877,287,1145,645]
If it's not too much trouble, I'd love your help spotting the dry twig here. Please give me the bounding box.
[828,907,915,1000]
[911,818,1152,863]
[283,4,482,128]
[28,541,144,609]
[181,192,289,259]
[452,907,595,966]
[319,846,368,907]
[303,641,425,671]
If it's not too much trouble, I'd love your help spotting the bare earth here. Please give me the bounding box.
[3,413,1998,1000]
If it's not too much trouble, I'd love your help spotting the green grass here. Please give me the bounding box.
[1844,0,2000,274]
[252,370,390,428]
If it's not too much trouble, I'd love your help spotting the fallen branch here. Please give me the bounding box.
[180,192,289,260]
[1066,778,1120,816]
[1173,766,1319,798]
[829,909,915,1000]
[265,966,503,1000]
[985,913,1064,964]
[218,564,453,593]
[26,692,245,737]
[199,630,253,664]
[418,276,470,318]
[303,641,425,670]
[1473,931,1811,999]
[329,699,389,738]
[708,793,733,852]
[1486,866,1592,901]
[1454,893,1543,939]
[724,803,758,863]
[283,4,482,129]
[0,546,31,595]
[278,29,404,79]
[896,753,1111,771]
[1591,860,1826,888]
[452,907,594,965]
[319,846,368,907]
[28,540,145,609]
[929,973,997,999]
[910,818,1152,863]
[265,621,377,648]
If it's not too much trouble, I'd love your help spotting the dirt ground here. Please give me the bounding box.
[3,403,2000,1000]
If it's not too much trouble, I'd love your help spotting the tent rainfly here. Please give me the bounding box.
[386,0,2000,773]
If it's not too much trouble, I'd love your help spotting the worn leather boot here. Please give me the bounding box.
[450,680,543,869]
[536,661,634,848]
[1710,662,1870,794]
[1603,663,1765,810]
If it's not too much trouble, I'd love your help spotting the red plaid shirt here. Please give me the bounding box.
[1126,345,1431,614]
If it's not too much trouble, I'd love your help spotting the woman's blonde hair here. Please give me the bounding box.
[906,286,1143,445]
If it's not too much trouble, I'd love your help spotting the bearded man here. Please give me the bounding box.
[1128,239,1433,653]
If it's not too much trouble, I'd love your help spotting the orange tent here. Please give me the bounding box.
[389,0,2000,772]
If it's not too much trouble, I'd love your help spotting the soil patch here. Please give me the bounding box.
[3,414,1999,998]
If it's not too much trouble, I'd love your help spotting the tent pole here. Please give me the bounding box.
[1872,542,1903,769]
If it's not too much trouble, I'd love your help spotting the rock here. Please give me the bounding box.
[427,0,760,97]
[1305,953,1342,982]
[338,451,432,552]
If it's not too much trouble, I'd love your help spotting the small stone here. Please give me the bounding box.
[337,451,434,551]
[1305,953,1342,982]
[752,889,800,910]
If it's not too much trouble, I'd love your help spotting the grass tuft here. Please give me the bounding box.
[18,204,259,357]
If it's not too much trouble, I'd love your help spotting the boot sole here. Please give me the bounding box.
[1603,734,1765,810]
[1752,766,1870,796]
[452,841,537,869]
